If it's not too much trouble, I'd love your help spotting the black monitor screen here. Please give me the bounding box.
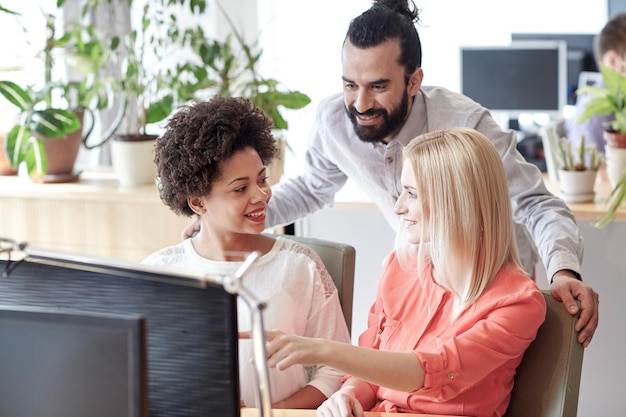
[0,306,147,417]
[460,41,567,117]
[511,33,598,104]
[0,249,239,417]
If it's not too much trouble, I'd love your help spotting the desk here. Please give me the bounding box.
[241,408,460,417]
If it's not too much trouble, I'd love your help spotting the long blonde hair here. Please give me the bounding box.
[397,128,522,316]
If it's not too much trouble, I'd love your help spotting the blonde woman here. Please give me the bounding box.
[256,128,547,417]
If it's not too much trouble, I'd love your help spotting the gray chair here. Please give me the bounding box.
[504,290,584,417]
[277,234,355,334]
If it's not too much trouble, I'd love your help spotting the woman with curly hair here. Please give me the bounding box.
[142,95,350,409]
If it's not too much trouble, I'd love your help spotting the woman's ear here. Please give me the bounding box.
[188,196,206,215]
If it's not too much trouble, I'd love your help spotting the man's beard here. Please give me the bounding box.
[346,91,409,144]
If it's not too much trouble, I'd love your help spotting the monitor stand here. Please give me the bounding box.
[223,252,273,417]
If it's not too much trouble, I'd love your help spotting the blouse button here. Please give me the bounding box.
[447,372,455,379]
[386,157,393,163]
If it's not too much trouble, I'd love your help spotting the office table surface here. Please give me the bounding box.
[241,408,463,417]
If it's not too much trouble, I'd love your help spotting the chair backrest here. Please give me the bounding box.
[504,290,584,417]
[277,234,355,334]
[541,119,566,182]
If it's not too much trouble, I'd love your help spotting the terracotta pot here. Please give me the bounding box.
[41,126,83,181]
[34,109,94,183]
[0,132,17,176]
[604,130,626,148]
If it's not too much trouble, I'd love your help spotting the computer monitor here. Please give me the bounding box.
[511,33,598,104]
[0,249,240,417]
[609,0,626,18]
[460,41,568,120]
[0,305,147,417]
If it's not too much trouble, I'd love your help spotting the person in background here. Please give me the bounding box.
[184,0,599,347]
[142,96,350,409]
[565,12,626,153]
[255,128,547,417]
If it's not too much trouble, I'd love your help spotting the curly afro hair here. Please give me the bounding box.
[154,95,279,217]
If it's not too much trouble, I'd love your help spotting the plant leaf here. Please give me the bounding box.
[22,136,47,178]
[146,96,174,124]
[5,125,31,168]
[593,168,626,228]
[5,125,46,174]
[0,80,32,111]
[30,109,81,138]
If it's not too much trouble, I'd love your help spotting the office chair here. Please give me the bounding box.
[276,234,355,334]
[504,290,584,417]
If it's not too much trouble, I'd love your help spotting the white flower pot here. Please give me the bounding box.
[557,169,597,203]
[604,145,626,188]
[110,135,157,187]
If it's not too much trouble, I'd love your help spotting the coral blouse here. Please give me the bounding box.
[358,252,546,417]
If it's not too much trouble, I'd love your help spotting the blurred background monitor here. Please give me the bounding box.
[609,0,626,18]
[511,33,598,105]
[460,41,568,121]
[0,249,240,417]
[0,306,147,417]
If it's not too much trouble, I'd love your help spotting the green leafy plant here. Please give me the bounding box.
[91,0,213,139]
[184,9,311,140]
[182,14,311,184]
[593,169,626,228]
[104,1,311,152]
[578,64,626,134]
[0,8,113,176]
[576,64,626,227]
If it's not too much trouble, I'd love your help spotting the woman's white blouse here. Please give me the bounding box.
[142,236,350,406]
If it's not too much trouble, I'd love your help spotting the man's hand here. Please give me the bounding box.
[181,216,201,240]
[550,271,599,348]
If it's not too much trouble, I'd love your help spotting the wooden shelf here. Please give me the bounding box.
[1,167,624,264]
[0,168,191,262]
[542,168,626,221]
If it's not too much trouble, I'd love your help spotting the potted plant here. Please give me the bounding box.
[84,0,215,186]
[577,64,626,226]
[185,11,311,183]
[554,134,603,203]
[103,2,310,185]
[578,64,626,147]
[0,8,113,182]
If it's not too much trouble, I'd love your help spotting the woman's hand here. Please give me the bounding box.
[316,386,365,417]
[264,330,325,370]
